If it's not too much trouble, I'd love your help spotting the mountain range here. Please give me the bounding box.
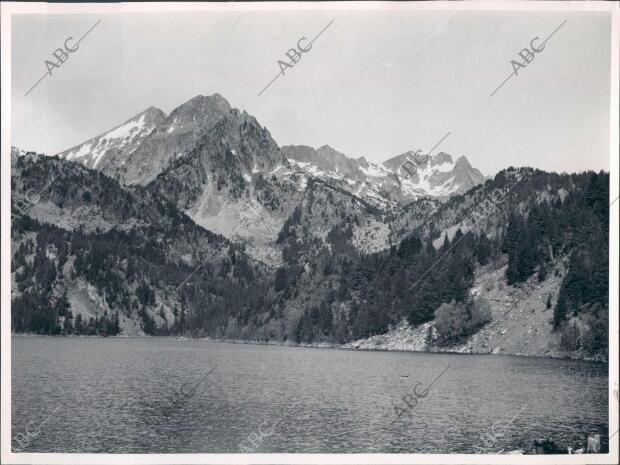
[11,93,609,361]
[58,95,485,199]
[54,95,485,266]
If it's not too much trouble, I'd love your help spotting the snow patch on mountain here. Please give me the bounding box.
[58,107,165,171]
[66,143,93,161]
[433,161,455,173]
[288,159,347,182]
[288,158,392,209]
[104,113,146,141]
[359,162,390,178]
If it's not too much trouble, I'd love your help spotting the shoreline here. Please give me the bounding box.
[11,332,608,363]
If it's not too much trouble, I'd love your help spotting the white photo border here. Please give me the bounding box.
[1,1,618,464]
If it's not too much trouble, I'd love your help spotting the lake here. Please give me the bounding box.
[11,336,609,453]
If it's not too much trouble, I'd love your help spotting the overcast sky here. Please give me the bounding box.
[11,7,612,175]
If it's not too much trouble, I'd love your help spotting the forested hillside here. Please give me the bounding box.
[11,153,270,336]
[11,145,609,360]
[290,169,609,358]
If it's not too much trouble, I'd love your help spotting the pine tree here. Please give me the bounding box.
[75,313,84,334]
[63,310,74,335]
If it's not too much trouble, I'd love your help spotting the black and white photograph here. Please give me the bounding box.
[1,1,618,464]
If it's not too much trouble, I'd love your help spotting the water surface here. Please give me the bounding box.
[11,336,608,453]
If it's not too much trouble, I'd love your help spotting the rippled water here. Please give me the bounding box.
[11,336,608,453]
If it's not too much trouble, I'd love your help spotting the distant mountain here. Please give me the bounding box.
[282,145,397,208]
[58,102,485,205]
[57,94,232,185]
[283,145,486,203]
[281,145,370,180]
[46,93,551,275]
[383,150,485,196]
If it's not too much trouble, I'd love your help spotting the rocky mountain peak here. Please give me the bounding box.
[454,155,472,168]
[317,144,338,154]
[142,106,168,122]
[166,94,232,127]
[194,106,285,172]
[431,152,454,166]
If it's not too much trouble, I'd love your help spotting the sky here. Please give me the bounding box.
[11,6,612,176]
